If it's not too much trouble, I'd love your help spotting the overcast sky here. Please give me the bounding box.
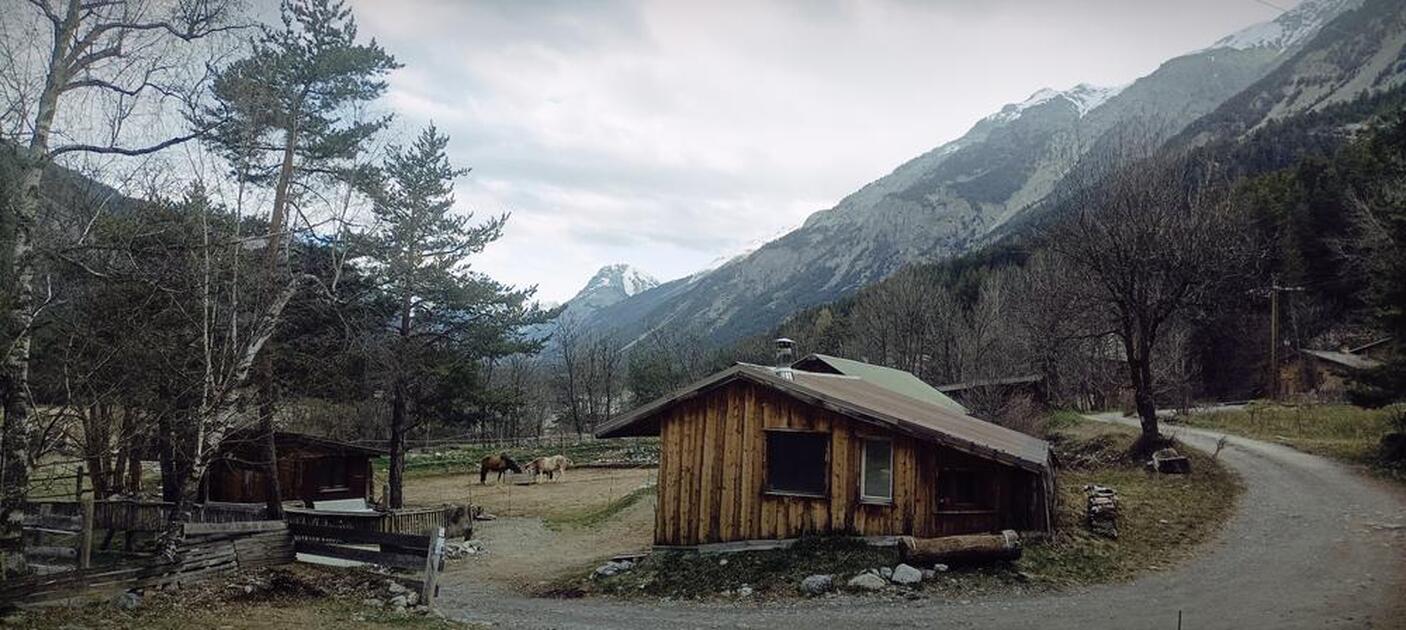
[347,0,1287,303]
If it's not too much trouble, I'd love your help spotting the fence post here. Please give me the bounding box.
[421,526,445,609]
[79,496,94,570]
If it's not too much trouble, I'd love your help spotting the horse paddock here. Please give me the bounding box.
[405,466,657,521]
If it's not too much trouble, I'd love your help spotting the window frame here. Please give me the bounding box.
[858,436,894,505]
[762,428,830,499]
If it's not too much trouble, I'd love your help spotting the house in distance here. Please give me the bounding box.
[203,431,388,506]
[596,339,1055,548]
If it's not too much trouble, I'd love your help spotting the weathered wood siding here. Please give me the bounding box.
[655,380,1042,546]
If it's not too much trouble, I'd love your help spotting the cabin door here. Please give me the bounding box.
[934,467,999,535]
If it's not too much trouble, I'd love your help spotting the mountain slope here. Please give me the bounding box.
[582,0,1360,347]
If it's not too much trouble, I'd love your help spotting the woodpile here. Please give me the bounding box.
[897,530,1022,565]
[1084,484,1118,538]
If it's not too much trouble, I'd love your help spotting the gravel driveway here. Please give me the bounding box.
[438,414,1406,629]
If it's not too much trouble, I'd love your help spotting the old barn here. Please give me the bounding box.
[203,432,387,505]
[597,347,1055,547]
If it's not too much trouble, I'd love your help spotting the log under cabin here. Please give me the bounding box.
[596,351,1055,547]
[202,432,387,505]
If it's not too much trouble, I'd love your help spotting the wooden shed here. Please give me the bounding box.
[597,361,1055,548]
[203,432,387,505]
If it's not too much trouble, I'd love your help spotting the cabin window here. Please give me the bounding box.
[860,438,893,503]
[313,457,349,492]
[764,430,828,497]
[937,469,994,512]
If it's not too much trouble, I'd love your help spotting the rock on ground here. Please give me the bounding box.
[847,573,887,591]
[800,574,834,595]
[891,564,923,585]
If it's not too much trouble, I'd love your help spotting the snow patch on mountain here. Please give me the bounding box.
[984,83,1126,124]
[1205,0,1359,52]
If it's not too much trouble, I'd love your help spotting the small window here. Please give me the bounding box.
[937,469,993,512]
[860,438,893,502]
[314,457,349,491]
[765,430,828,497]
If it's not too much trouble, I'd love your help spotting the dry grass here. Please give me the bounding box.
[403,467,658,520]
[2,565,466,629]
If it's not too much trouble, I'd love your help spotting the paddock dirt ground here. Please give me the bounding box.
[405,467,658,591]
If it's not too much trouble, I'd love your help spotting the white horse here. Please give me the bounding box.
[525,454,573,482]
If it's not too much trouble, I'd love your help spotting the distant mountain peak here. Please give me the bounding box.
[580,263,659,299]
[1205,0,1359,52]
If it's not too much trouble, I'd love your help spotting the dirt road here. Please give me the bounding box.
[438,414,1406,629]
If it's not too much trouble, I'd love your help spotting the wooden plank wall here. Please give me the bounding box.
[655,380,1041,546]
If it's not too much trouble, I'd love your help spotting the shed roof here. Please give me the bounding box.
[935,374,1043,393]
[597,363,1051,473]
[220,430,389,457]
[792,353,969,414]
[1301,349,1382,371]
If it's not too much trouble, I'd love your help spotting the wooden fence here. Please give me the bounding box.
[289,522,446,608]
[284,504,470,539]
[1,520,294,607]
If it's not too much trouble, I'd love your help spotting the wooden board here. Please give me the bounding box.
[293,541,423,571]
[184,520,287,536]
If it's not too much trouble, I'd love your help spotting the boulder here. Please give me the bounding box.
[847,573,887,591]
[879,567,894,580]
[386,580,408,595]
[800,574,834,595]
[890,564,922,585]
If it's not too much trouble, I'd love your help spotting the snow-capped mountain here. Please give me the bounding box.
[571,0,1368,347]
[1206,0,1361,52]
[565,264,659,316]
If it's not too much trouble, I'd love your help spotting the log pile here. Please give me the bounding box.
[1083,484,1119,539]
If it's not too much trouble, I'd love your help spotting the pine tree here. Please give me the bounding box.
[359,126,542,507]
[200,0,398,514]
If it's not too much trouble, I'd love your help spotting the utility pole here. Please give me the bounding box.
[1266,274,1306,400]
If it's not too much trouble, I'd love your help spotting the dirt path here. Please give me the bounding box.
[437,415,1406,629]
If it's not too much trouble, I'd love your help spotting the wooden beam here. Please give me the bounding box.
[293,541,424,571]
[288,523,430,551]
[184,520,287,536]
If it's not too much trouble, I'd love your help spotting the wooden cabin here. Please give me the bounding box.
[203,432,387,505]
[597,359,1055,548]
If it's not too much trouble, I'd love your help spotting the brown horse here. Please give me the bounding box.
[479,453,523,484]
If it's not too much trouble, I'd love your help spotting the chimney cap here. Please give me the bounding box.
[774,337,796,347]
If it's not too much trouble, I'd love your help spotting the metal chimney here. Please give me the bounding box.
[774,338,796,381]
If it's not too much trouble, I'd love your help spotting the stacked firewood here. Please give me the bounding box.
[1083,484,1119,539]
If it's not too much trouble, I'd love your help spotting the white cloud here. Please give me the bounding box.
[349,0,1282,302]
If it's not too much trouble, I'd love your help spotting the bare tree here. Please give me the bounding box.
[1049,147,1256,452]
[0,0,238,576]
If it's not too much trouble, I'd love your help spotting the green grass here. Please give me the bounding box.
[544,485,656,531]
[1171,402,1404,483]
[378,437,660,479]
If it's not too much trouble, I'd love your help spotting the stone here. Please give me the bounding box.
[737,585,754,597]
[933,563,949,572]
[879,567,894,580]
[890,564,922,585]
[362,598,384,609]
[112,591,142,611]
[592,560,635,579]
[389,595,408,608]
[847,573,887,591]
[405,591,419,606]
[719,558,729,566]
[387,580,408,595]
[800,574,834,595]
[921,569,936,581]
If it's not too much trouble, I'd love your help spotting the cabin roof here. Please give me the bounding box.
[218,430,389,457]
[792,353,969,414]
[597,362,1051,473]
[935,374,1044,393]
[1301,349,1382,371]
